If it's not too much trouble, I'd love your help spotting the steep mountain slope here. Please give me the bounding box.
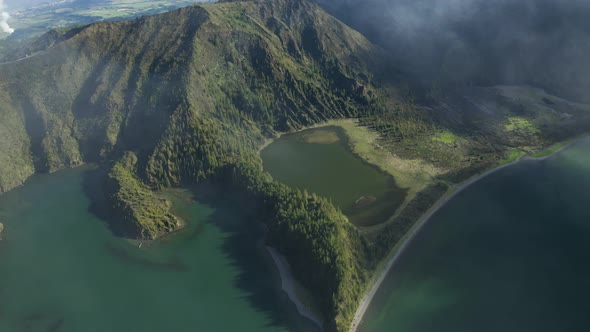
[0,6,208,188]
[0,0,380,192]
[0,1,381,330]
[1,1,590,331]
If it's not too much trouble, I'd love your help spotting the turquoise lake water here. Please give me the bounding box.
[3,135,590,332]
[0,167,319,332]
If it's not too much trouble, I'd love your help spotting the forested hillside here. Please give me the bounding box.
[1,0,590,331]
[0,1,382,330]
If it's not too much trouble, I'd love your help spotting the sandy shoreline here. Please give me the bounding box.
[348,138,582,332]
[267,246,325,329]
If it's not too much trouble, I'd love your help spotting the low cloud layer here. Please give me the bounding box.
[319,0,590,101]
[0,0,14,34]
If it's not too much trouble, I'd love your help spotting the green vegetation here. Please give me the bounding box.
[505,116,540,136]
[432,131,460,144]
[373,183,449,259]
[500,148,526,165]
[261,126,406,228]
[1,0,590,331]
[329,119,441,202]
[531,137,580,158]
[106,152,180,240]
[0,1,381,326]
[0,81,35,192]
[221,161,370,331]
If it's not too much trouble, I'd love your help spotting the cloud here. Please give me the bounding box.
[319,0,590,101]
[0,0,15,34]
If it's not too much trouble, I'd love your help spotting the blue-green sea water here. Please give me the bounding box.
[360,137,590,332]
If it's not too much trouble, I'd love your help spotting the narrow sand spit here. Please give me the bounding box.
[267,247,324,330]
[349,139,581,332]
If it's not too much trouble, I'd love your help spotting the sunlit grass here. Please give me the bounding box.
[505,116,540,135]
[499,148,526,165]
[432,131,459,144]
[327,119,439,197]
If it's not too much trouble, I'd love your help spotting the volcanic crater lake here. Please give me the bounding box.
[261,126,406,227]
[0,168,319,332]
[359,137,590,332]
[3,133,590,332]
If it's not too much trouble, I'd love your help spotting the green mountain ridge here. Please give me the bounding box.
[0,0,381,192]
[0,1,382,330]
[1,0,590,331]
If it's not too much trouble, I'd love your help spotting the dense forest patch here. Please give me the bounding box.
[1,1,590,330]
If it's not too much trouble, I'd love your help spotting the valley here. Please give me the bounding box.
[0,0,206,42]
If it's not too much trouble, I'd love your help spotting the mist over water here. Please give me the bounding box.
[319,0,590,102]
[0,0,14,34]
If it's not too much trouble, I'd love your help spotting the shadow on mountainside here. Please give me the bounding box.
[81,166,139,239]
[81,169,320,331]
[187,184,322,332]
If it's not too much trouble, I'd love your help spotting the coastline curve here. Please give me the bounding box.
[348,137,583,332]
